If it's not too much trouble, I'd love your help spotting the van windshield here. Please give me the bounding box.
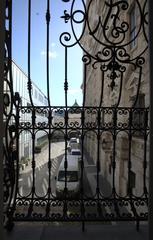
[58,171,78,182]
[72,151,81,155]
[70,138,77,143]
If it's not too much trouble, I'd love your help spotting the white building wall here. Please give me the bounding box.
[11,60,48,161]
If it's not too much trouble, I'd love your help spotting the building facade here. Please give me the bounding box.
[4,60,48,162]
[81,0,149,196]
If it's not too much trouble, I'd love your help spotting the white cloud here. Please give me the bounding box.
[41,50,58,59]
[68,88,82,95]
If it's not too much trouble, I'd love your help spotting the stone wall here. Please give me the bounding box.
[82,0,149,196]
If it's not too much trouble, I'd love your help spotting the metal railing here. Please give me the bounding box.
[3,0,149,231]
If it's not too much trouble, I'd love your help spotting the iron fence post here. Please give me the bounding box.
[0,0,6,239]
[149,0,153,239]
[1,0,149,231]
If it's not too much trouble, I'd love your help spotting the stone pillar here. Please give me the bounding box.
[0,1,5,239]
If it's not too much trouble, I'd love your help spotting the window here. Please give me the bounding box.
[129,170,136,189]
[71,150,81,156]
[129,4,137,49]
[58,171,78,182]
[131,94,145,134]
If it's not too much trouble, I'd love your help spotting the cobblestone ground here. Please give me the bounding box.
[18,141,65,196]
[21,141,65,173]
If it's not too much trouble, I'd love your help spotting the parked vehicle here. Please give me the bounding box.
[55,155,81,198]
[68,137,78,151]
[71,148,81,156]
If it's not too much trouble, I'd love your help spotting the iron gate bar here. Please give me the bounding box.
[3,0,149,232]
[45,0,52,218]
[27,0,35,218]
[3,0,16,230]
[0,0,5,236]
[149,0,153,238]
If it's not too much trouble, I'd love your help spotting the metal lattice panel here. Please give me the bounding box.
[3,0,149,231]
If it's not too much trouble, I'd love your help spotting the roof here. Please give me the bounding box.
[59,155,79,170]
[72,99,79,107]
[68,99,80,114]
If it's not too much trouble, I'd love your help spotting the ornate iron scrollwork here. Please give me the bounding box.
[61,0,148,105]
[3,0,149,231]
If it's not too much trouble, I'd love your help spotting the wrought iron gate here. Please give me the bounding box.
[3,0,149,231]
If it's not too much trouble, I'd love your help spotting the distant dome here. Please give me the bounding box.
[68,99,80,114]
[72,99,79,107]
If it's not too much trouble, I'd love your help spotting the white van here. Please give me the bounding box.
[55,155,80,198]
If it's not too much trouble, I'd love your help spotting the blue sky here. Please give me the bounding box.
[12,0,83,106]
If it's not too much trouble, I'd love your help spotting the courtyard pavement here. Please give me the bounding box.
[4,222,148,240]
[4,142,148,240]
